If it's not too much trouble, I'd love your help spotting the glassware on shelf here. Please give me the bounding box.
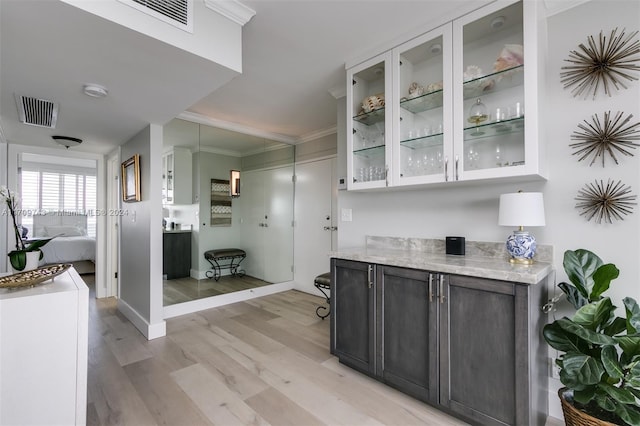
[467,98,488,135]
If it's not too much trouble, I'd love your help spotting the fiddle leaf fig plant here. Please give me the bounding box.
[543,249,640,425]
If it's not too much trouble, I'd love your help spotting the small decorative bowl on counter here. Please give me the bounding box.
[0,263,72,290]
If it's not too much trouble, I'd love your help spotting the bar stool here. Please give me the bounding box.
[313,272,331,319]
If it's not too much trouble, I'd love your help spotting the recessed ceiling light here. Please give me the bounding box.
[52,135,83,149]
[82,84,108,98]
[490,16,506,29]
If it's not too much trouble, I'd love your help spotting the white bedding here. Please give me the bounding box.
[39,236,96,265]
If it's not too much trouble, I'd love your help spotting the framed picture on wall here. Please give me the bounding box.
[121,154,141,202]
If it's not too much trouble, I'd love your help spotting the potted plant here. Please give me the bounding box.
[1,186,52,272]
[543,249,640,425]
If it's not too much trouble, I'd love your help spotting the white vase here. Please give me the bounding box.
[8,251,40,274]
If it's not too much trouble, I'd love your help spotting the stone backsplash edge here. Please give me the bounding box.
[365,236,553,264]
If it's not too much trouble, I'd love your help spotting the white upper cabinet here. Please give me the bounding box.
[162,147,192,205]
[346,0,546,191]
[393,25,452,186]
[347,51,393,190]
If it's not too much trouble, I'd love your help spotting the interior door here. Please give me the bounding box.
[263,165,294,283]
[294,158,335,294]
[238,169,265,280]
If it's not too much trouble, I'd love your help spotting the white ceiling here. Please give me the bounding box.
[0,0,485,155]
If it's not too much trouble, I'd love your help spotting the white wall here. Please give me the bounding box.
[60,0,243,73]
[336,0,639,419]
[118,124,165,339]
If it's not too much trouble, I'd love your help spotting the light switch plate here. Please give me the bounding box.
[341,208,352,222]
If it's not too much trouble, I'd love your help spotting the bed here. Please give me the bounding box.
[32,213,96,266]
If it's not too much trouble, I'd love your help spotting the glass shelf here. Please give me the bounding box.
[463,65,524,100]
[463,117,524,141]
[353,107,386,125]
[400,133,444,150]
[400,89,444,114]
[353,143,386,158]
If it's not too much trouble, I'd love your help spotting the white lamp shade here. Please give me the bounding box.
[498,192,545,227]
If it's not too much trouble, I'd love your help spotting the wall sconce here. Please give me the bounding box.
[230,170,240,197]
[498,191,545,264]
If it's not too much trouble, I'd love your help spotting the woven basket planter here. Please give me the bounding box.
[559,388,618,426]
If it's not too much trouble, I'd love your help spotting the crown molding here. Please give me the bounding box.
[198,145,242,157]
[203,0,256,26]
[328,84,346,99]
[543,0,590,17]
[178,111,297,145]
[298,126,337,144]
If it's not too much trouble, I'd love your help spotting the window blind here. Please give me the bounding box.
[20,167,97,237]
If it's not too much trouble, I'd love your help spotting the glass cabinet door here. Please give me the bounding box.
[454,0,525,179]
[347,52,392,189]
[394,25,451,185]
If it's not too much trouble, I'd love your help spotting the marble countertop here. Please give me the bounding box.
[330,246,553,285]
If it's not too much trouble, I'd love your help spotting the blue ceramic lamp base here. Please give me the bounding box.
[505,230,537,265]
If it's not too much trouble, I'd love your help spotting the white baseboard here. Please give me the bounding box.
[117,299,166,340]
[163,281,295,319]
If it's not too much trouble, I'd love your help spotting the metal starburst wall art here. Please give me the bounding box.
[575,179,637,224]
[560,28,640,99]
[570,111,640,166]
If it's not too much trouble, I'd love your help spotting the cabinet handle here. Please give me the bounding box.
[323,226,331,230]
[385,165,389,187]
[330,226,338,231]
[455,156,459,181]
[439,274,446,304]
[428,274,433,302]
[367,265,373,289]
[444,157,449,182]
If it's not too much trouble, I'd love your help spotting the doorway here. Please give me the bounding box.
[106,152,119,298]
[294,157,337,294]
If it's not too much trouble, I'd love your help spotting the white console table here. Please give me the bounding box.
[0,267,88,425]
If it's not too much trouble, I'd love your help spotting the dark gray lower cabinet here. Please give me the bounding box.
[163,231,192,279]
[331,258,548,426]
[330,258,375,375]
[377,265,437,403]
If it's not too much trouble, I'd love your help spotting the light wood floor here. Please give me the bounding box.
[164,275,273,306]
[87,276,469,425]
[86,275,562,426]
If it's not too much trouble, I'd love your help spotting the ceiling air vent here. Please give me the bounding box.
[14,94,59,129]
[119,0,193,33]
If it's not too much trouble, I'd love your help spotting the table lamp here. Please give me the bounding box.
[498,191,545,264]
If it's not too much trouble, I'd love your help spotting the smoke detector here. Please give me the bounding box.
[52,135,83,149]
[83,84,108,98]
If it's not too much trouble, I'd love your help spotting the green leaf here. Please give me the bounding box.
[595,391,617,412]
[7,250,26,271]
[591,263,619,300]
[562,352,605,386]
[602,345,624,380]
[563,249,603,300]
[574,387,597,404]
[614,402,640,426]
[604,317,628,336]
[24,237,53,252]
[598,383,636,404]
[573,297,615,331]
[559,282,589,309]
[616,335,640,357]
[558,317,616,345]
[624,297,640,334]
[543,321,589,353]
